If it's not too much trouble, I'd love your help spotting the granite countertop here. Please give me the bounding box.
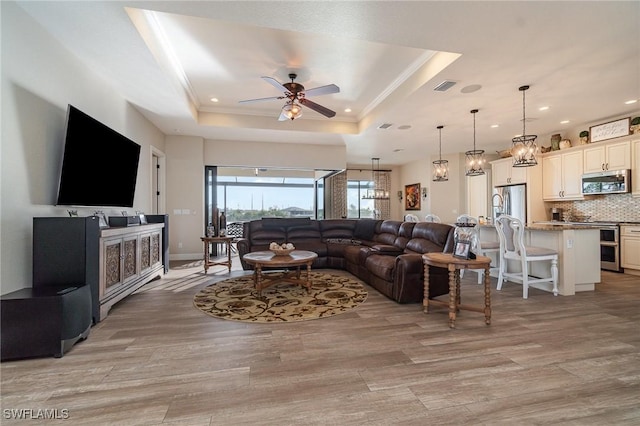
[478,223,601,231]
[525,223,602,231]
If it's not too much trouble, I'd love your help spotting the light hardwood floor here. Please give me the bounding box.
[2,251,640,425]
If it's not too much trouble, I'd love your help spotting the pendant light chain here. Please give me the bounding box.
[522,88,527,136]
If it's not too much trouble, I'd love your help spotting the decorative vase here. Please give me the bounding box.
[551,134,561,151]
[559,139,572,150]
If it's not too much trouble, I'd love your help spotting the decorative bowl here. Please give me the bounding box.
[270,248,295,256]
[497,149,512,158]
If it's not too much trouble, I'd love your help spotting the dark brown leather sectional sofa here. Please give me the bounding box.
[236,217,455,304]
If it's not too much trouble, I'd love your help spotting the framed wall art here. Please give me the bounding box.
[405,183,421,210]
[590,117,630,143]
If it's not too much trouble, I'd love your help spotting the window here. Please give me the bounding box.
[347,180,375,218]
[206,168,316,225]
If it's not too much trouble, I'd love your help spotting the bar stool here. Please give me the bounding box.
[424,214,441,223]
[404,214,419,222]
[455,214,491,282]
[494,215,558,299]
[475,239,500,284]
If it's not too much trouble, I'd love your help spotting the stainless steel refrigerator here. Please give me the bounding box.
[492,184,527,223]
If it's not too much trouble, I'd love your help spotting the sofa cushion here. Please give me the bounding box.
[320,219,358,240]
[245,221,287,246]
[370,244,404,255]
[354,219,379,240]
[405,222,453,254]
[366,254,396,281]
[287,222,322,241]
[289,241,328,257]
[262,217,311,229]
[374,220,402,245]
[394,222,416,250]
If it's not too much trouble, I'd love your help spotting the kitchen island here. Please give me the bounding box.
[479,223,601,296]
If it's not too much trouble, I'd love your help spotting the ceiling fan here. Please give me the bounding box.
[239,73,340,121]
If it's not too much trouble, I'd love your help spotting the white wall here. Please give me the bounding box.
[166,137,349,259]
[398,153,464,224]
[1,3,165,294]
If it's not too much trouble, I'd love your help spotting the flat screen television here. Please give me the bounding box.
[56,105,141,208]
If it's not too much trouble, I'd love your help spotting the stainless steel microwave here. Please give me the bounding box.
[581,169,630,195]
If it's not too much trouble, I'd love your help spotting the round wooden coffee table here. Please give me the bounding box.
[242,250,318,295]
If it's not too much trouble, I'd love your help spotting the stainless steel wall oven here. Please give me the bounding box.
[599,224,621,272]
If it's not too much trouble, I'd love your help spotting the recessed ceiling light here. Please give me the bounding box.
[210,97,219,102]
[539,106,549,111]
[625,99,638,105]
[344,108,352,113]
[491,124,499,128]
[560,120,570,124]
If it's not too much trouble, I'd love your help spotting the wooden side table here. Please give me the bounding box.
[201,236,234,273]
[422,252,492,329]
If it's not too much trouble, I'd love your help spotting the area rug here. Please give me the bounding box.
[193,271,368,323]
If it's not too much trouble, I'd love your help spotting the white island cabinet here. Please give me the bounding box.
[479,224,600,296]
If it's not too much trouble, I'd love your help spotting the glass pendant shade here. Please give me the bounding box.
[512,85,538,167]
[432,125,449,182]
[465,109,485,176]
[282,100,303,120]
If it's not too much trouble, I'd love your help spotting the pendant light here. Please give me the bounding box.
[465,109,485,176]
[362,157,390,200]
[512,85,538,167]
[432,125,449,182]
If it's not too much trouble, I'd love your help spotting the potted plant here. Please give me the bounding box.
[631,117,640,134]
[579,130,589,144]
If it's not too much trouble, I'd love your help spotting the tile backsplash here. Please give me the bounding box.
[551,194,640,222]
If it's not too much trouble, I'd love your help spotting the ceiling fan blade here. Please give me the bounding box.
[238,95,285,104]
[261,76,289,93]
[299,98,336,118]
[303,84,340,97]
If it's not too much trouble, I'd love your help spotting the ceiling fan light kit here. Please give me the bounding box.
[240,73,339,121]
[281,100,302,120]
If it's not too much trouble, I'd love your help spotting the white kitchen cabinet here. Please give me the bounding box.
[632,139,640,197]
[466,171,490,219]
[491,157,527,186]
[583,140,630,173]
[542,150,584,200]
[621,225,640,273]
